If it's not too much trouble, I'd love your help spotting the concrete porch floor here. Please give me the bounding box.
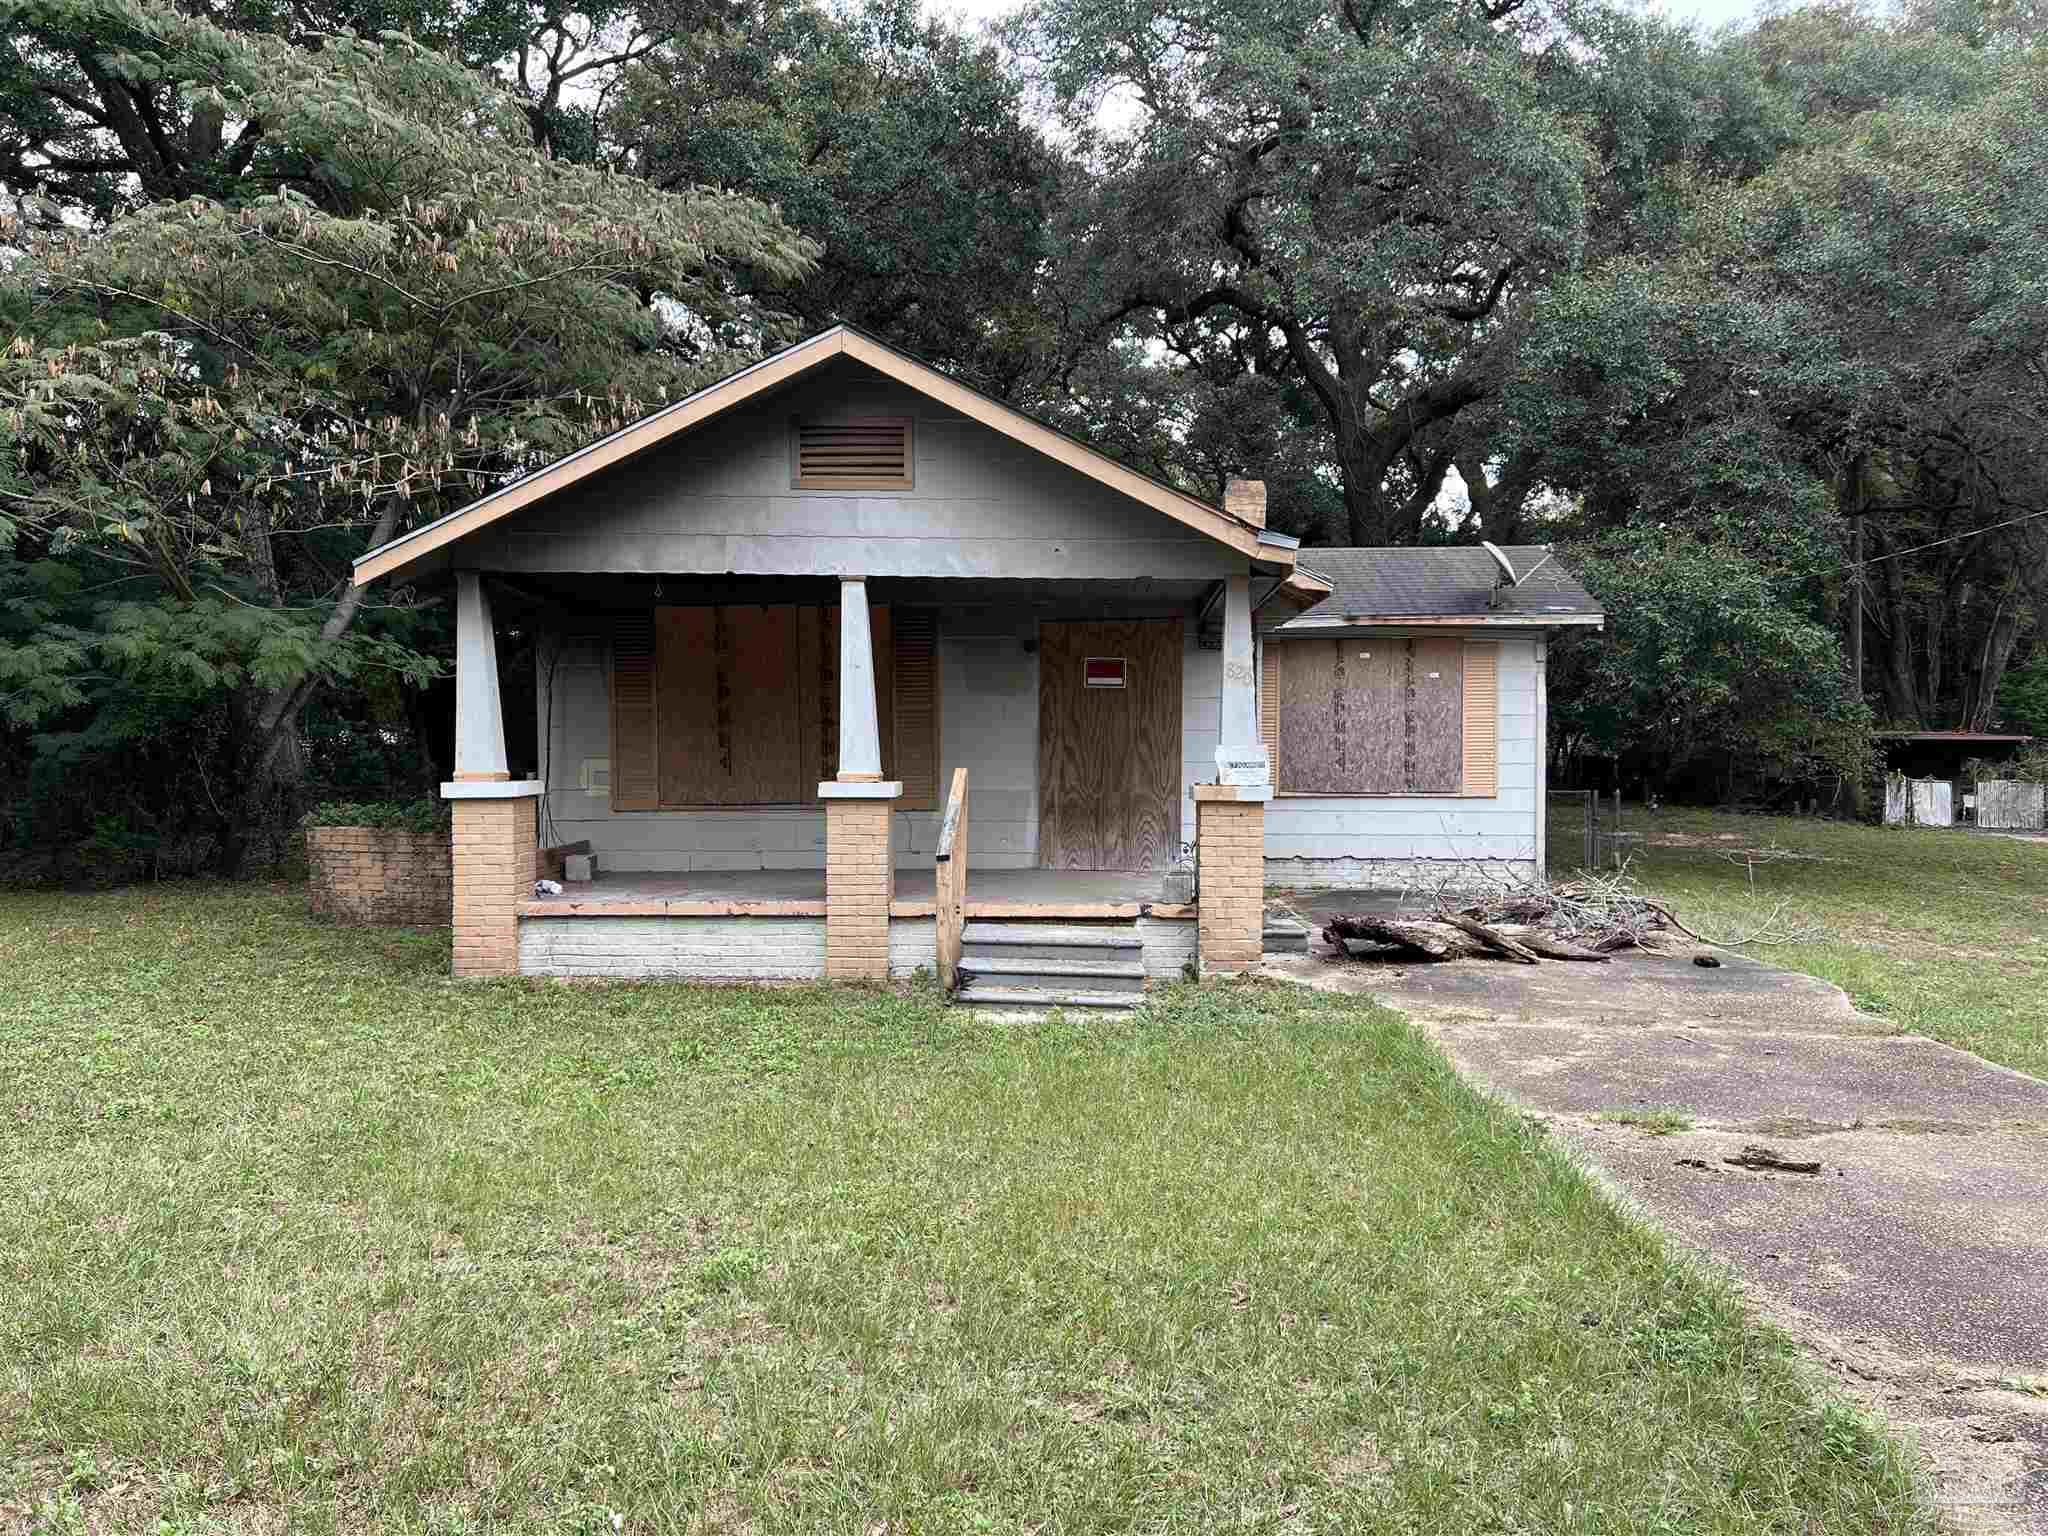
[522,865,1188,919]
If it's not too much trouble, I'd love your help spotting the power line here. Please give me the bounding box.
[1845,506,2048,568]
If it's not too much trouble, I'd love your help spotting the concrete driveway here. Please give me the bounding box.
[1265,940,2048,1534]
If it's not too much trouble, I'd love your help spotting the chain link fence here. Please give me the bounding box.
[1547,790,1635,876]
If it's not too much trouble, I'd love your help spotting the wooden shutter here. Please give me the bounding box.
[1461,641,1499,797]
[793,417,913,490]
[1259,641,1281,786]
[893,609,940,811]
[610,612,659,810]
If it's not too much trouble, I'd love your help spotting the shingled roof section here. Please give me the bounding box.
[1270,545,1603,629]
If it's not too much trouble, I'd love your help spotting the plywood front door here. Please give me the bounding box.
[1038,618,1184,870]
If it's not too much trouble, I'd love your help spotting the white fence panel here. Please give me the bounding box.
[1885,774,1954,827]
[1976,779,2046,830]
[1913,779,1954,826]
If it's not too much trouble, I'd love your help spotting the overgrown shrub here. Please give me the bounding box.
[1975,745,2048,785]
[303,800,450,835]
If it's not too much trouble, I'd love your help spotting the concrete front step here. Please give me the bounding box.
[1264,920,1311,955]
[956,984,1141,1013]
[960,921,1142,950]
[958,955,1148,993]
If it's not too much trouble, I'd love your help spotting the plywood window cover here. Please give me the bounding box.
[792,415,913,490]
[1269,637,1501,798]
[612,602,939,812]
[352,327,1285,584]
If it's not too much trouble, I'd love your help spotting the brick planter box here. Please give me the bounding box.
[306,825,453,926]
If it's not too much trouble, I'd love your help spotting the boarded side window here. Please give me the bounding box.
[1270,638,1498,796]
[610,605,939,810]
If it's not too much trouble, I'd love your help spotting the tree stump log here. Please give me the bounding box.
[1321,914,1489,960]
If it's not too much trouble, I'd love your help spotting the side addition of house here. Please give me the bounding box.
[1258,546,1603,889]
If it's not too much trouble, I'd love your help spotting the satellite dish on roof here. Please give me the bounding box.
[1481,541,1520,587]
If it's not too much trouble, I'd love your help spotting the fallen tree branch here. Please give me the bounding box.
[1646,898,1825,949]
[1438,911,1540,964]
[1504,928,1611,962]
[1724,1144,1823,1175]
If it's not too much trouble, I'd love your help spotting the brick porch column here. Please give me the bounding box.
[823,794,894,978]
[447,785,541,977]
[821,577,900,981]
[1194,785,1267,975]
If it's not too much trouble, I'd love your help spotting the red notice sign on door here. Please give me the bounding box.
[1083,657,1127,689]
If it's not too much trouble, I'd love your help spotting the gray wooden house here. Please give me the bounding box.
[352,327,1600,998]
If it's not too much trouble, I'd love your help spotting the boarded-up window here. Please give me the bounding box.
[610,605,939,809]
[1269,638,1499,796]
[792,417,913,490]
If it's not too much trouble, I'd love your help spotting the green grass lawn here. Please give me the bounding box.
[1549,803,2048,1079]
[1,885,1930,1534]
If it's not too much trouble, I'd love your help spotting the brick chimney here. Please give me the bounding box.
[1223,477,1266,528]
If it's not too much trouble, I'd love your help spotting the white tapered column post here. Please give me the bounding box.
[836,576,884,781]
[453,571,509,782]
[1215,574,1267,785]
[821,577,900,979]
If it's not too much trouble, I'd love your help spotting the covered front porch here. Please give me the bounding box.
[447,567,1270,989]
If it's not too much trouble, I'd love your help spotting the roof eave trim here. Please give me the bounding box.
[1274,611,1605,631]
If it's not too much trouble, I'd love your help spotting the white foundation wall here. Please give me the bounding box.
[1261,634,1542,888]
[889,917,937,980]
[519,915,828,978]
[536,608,1222,873]
[1135,917,1199,980]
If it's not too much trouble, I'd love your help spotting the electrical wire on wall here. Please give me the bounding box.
[538,630,564,853]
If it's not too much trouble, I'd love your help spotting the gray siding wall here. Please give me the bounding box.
[537,606,1222,873]
[1261,633,1541,886]
[466,365,1245,583]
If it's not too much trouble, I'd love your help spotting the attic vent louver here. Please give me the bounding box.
[793,416,913,490]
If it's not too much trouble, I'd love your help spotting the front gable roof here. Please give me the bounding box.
[353,326,1298,585]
